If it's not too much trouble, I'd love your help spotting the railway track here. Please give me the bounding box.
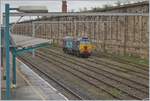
[100,54,148,71]
[46,47,148,79]
[20,54,123,100]
[18,56,84,100]
[40,48,149,88]
[18,47,149,100]
[50,46,148,71]
[24,53,123,99]
[45,47,149,74]
[34,48,149,99]
[87,57,148,79]
[35,53,133,99]
[44,48,148,80]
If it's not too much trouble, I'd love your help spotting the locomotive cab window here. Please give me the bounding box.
[80,37,90,44]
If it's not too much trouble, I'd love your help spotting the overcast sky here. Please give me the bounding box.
[1,0,119,12]
[0,0,147,23]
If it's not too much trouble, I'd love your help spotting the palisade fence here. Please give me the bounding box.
[12,15,149,59]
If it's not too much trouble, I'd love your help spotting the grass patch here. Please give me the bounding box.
[110,88,122,97]
[119,55,149,66]
[105,53,149,66]
[51,42,59,47]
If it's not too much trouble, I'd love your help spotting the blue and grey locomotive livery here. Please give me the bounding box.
[62,36,93,57]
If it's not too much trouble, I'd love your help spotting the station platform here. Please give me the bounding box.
[1,57,68,100]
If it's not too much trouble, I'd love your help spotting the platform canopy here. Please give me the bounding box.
[10,34,52,49]
[17,6,48,13]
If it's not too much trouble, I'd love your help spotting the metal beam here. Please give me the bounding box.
[12,48,17,86]
[3,12,149,17]
[5,4,11,99]
[15,43,49,55]
[32,20,117,24]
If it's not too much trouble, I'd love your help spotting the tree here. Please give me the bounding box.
[79,8,83,12]
[71,9,74,12]
[102,4,112,10]
[83,7,87,12]
[115,1,121,6]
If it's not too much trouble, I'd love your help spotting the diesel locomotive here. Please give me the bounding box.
[62,36,93,57]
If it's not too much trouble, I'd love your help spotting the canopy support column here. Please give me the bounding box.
[12,48,17,87]
[5,4,11,99]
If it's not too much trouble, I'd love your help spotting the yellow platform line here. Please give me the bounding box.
[17,58,68,100]
[17,69,46,101]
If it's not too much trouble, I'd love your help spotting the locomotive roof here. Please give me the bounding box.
[77,37,89,40]
[63,36,73,39]
[63,36,89,41]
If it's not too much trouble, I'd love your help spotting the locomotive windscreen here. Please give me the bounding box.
[80,37,90,44]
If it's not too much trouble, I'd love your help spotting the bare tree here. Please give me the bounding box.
[71,9,74,12]
[83,7,87,12]
[79,8,83,12]
[102,4,112,10]
[115,0,121,6]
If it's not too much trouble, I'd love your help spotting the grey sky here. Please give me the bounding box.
[1,0,147,23]
[2,0,145,12]
[1,1,117,12]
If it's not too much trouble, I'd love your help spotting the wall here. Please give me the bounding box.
[12,1,149,59]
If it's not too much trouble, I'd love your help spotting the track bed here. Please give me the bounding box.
[18,47,149,100]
